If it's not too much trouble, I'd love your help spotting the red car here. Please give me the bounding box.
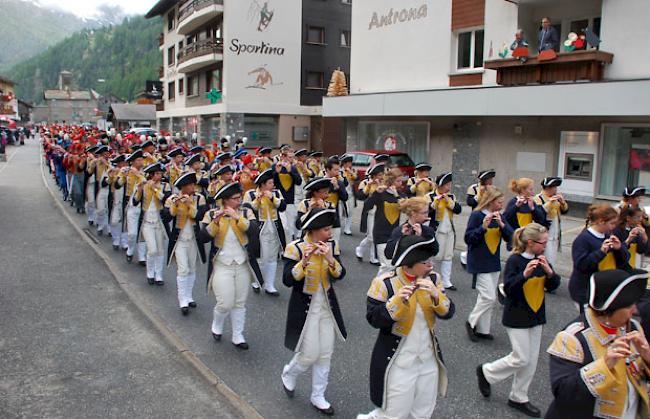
[347,150,416,196]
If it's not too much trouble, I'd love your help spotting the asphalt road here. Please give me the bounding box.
[0,141,237,419]
[33,138,584,419]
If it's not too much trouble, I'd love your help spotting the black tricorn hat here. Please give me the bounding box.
[174,172,197,189]
[254,168,274,185]
[302,208,336,231]
[589,269,648,311]
[304,177,331,192]
[392,235,438,267]
[214,182,242,201]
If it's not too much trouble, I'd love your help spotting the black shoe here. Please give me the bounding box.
[252,286,261,294]
[181,307,189,316]
[312,404,334,416]
[343,231,352,236]
[445,285,458,291]
[97,230,103,236]
[88,220,94,226]
[76,207,81,213]
[507,400,541,417]
[113,245,119,251]
[212,333,222,342]
[282,381,294,398]
[126,255,133,263]
[188,301,197,308]
[475,332,494,340]
[369,261,380,266]
[465,322,479,342]
[265,290,280,297]
[147,277,155,285]
[155,280,164,286]
[477,365,491,397]
[233,342,249,350]
[461,262,467,271]
[138,261,146,267]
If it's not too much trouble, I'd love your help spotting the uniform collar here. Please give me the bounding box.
[587,226,605,239]
[521,252,535,260]
[585,308,620,345]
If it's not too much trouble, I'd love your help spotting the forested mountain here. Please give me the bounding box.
[8,15,162,104]
[0,0,125,72]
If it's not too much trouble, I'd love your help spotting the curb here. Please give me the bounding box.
[38,145,263,419]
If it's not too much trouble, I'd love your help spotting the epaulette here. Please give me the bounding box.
[547,322,586,363]
[283,239,304,261]
[368,274,392,302]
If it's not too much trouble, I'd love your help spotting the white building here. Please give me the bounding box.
[323,0,650,202]
[146,0,351,151]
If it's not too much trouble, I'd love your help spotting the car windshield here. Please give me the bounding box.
[352,154,373,166]
[390,154,415,166]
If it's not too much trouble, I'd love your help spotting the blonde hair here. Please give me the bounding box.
[509,177,534,194]
[476,186,504,212]
[399,196,429,216]
[512,223,548,254]
[383,168,403,187]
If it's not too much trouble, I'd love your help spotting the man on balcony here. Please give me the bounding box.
[538,17,559,52]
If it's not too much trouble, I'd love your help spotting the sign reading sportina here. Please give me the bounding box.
[368,4,428,30]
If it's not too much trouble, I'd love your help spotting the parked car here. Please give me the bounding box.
[346,150,416,197]
[128,127,159,138]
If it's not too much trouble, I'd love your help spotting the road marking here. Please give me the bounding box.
[38,141,263,419]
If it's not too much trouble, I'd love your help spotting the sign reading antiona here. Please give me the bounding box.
[368,4,428,30]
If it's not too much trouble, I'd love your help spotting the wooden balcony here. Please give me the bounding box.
[158,32,164,47]
[484,50,614,86]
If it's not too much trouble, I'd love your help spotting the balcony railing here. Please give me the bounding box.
[484,50,614,86]
[158,32,164,47]
[177,38,223,64]
[178,0,223,23]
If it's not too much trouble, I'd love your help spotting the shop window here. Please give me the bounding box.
[599,125,650,197]
[293,126,310,142]
[564,153,593,180]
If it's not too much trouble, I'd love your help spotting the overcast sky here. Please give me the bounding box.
[33,0,154,18]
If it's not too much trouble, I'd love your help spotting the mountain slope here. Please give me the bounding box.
[0,0,92,71]
[8,15,162,104]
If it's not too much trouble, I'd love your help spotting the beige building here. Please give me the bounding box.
[32,71,99,124]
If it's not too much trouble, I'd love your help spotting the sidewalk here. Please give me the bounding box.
[0,140,239,418]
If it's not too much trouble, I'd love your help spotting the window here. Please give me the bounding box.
[456,29,484,70]
[599,125,650,197]
[340,30,351,47]
[178,78,184,95]
[168,81,175,101]
[341,0,352,4]
[306,26,325,44]
[187,75,199,96]
[205,67,222,92]
[292,127,310,142]
[167,10,175,31]
[306,71,324,89]
[178,40,183,51]
[167,46,175,66]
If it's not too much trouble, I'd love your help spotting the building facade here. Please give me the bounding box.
[0,76,18,120]
[323,0,650,202]
[146,0,351,149]
[32,71,99,125]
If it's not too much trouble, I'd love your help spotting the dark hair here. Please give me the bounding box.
[618,206,643,229]
[325,160,340,171]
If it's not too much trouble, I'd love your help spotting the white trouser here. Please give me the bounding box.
[357,209,377,262]
[332,227,341,244]
[281,203,298,241]
[95,188,110,232]
[282,303,335,409]
[142,221,165,281]
[545,239,559,267]
[435,231,455,288]
[211,261,251,344]
[85,181,96,222]
[126,205,141,257]
[482,325,543,403]
[258,221,280,292]
[175,238,198,277]
[343,186,354,234]
[467,272,500,334]
[361,355,439,419]
[176,272,197,308]
[376,243,393,276]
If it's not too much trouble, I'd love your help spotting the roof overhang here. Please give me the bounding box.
[145,0,178,18]
[323,79,650,118]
